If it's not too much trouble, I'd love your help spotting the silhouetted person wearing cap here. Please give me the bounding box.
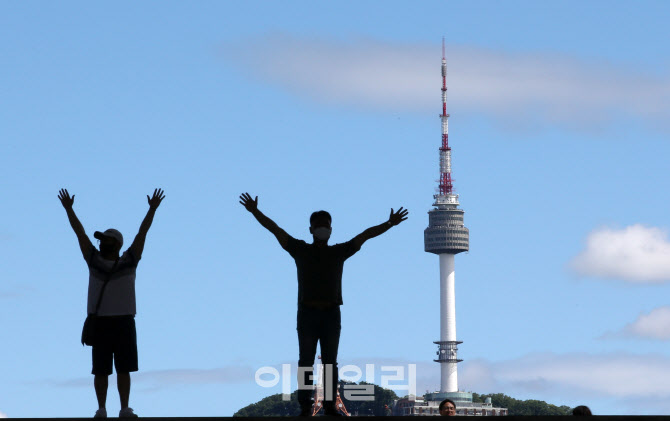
[439,399,456,416]
[239,193,408,416]
[58,188,165,418]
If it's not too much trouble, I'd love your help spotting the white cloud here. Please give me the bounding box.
[335,353,670,414]
[570,225,670,283]
[467,352,670,398]
[0,411,7,418]
[221,34,670,133]
[609,306,670,340]
[461,352,670,415]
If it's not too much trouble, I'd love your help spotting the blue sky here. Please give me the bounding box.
[1,0,670,417]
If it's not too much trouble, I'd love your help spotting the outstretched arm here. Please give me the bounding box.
[129,188,165,260]
[58,188,94,259]
[239,193,291,249]
[352,207,409,249]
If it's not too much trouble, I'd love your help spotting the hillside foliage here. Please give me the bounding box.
[235,383,573,416]
[234,381,397,417]
[472,392,573,416]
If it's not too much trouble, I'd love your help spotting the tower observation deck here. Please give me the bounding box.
[424,203,469,255]
[423,39,470,395]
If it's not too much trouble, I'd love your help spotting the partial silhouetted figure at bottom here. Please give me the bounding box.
[573,405,592,416]
[59,188,165,418]
[439,399,456,416]
[240,193,408,416]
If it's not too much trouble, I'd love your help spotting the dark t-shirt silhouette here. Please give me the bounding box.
[283,237,360,305]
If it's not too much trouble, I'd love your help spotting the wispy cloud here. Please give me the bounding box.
[221,34,670,133]
[463,352,670,397]
[0,231,14,242]
[570,225,670,283]
[54,365,255,390]
[47,354,670,414]
[0,284,34,299]
[333,353,670,414]
[604,306,670,340]
[459,352,670,414]
[0,410,7,418]
[134,366,254,386]
[457,353,670,415]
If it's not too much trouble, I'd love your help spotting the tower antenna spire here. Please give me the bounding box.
[438,38,453,199]
[442,36,445,60]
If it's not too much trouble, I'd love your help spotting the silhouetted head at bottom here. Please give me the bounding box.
[439,399,456,416]
[572,405,592,416]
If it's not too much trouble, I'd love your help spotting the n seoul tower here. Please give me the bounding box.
[424,39,470,394]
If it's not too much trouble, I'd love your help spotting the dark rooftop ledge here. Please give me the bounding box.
[6,417,670,420]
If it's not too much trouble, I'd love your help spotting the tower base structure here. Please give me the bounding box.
[393,393,508,417]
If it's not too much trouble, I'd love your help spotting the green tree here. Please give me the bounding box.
[233,391,301,417]
[339,381,398,416]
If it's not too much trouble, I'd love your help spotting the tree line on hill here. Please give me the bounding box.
[472,392,572,416]
[234,381,573,416]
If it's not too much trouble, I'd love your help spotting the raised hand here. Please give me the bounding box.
[58,188,75,209]
[239,192,258,213]
[388,207,409,226]
[147,188,165,210]
[58,188,93,256]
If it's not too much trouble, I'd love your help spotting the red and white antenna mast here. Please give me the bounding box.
[438,37,454,198]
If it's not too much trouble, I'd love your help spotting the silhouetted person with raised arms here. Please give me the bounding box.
[240,192,408,416]
[58,188,165,418]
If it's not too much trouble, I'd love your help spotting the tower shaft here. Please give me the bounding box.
[439,254,458,392]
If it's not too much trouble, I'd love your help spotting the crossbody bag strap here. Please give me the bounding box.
[92,257,120,316]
